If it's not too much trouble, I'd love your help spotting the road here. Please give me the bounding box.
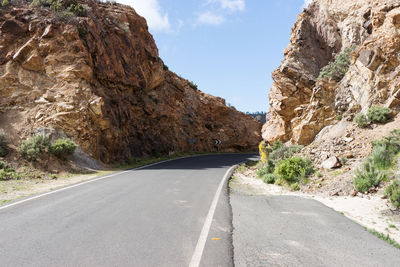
[0,154,255,267]
[231,194,400,267]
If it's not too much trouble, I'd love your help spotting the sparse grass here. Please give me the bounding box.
[236,164,247,173]
[340,156,347,166]
[316,171,323,178]
[389,224,398,230]
[367,228,400,249]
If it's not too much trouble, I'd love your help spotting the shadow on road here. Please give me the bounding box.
[138,153,259,170]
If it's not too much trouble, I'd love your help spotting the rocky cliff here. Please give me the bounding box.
[263,0,400,145]
[0,0,261,163]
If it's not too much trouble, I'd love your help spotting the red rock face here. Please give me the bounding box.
[0,1,261,163]
[263,0,400,145]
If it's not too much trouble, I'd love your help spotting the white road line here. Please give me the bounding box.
[189,165,236,267]
[0,155,204,211]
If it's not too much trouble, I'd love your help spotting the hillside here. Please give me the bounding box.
[0,0,261,166]
[263,0,400,145]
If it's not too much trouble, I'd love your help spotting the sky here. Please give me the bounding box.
[117,0,312,113]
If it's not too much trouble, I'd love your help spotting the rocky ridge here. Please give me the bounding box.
[0,0,261,164]
[263,0,400,145]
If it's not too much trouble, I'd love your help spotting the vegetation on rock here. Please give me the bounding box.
[367,106,392,124]
[318,46,354,82]
[354,106,393,128]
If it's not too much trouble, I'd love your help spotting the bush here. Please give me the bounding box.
[1,0,9,6]
[354,113,369,128]
[49,138,77,159]
[30,0,49,7]
[354,159,386,193]
[290,182,300,191]
[261,173,277,184]
[386,181,400,209]
[367,106,392,124]
[269,145,303,162]
[370,145,394,170]
[19,135,50,161]
[67,3,90,17]
[275,156,314,183]
[189,81,198,90]
[271,140,284,151]
[0,130,7,157]
[372,130,400,154]
[318,46,354,82]
[0,161,21,180]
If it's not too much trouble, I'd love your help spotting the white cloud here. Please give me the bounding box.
[197,11,225,25]
[197,0,245,26]
[208,0,245,11]
[303,0,313,8]
[118,0,170,32]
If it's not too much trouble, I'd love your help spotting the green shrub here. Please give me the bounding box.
[367,106,392,124]
[189,81,198,90]
[30,0,49,7]
[1,0,9,6]
[0,130,7,157]
[370,145,394,170]
[49,138,77,159]
[275,156,314,183]
[19,135,50,161]
[77,25,88,38]
[318,46,354,82]
[386,181,400,209]
[269,145,303,162]
[354,159,386,193]
[372,130,400,155]
[67,3,90,17]
[163,63,169,71]
[354,113,369,128]
[271,140,284,151]
[290,182,300,191]
[50,0,63,11]
[0,161,21,180]
[261,173,277,184]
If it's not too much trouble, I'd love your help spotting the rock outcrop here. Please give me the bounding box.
[0,1,261,163]
[263,0,400,145]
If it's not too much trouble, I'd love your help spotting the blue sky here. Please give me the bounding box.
[118,0,310,113]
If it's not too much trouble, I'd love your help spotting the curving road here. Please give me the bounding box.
[0,154,256,267]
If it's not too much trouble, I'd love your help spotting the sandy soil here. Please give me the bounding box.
[0,170,113,204]
[231,169,400,244]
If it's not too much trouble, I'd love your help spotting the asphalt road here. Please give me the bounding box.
[231,194,400,267]
[0,154,256,267]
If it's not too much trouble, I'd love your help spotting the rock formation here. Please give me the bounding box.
[0,1,261,163]
[263,0,400,145]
